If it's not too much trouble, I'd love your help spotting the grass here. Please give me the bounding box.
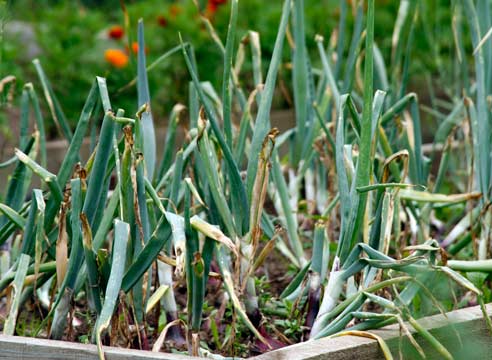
[1,1,492,359]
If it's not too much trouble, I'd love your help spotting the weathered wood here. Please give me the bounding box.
[374,302,492,360]
[0,335,197,360]
[0,304,491,359]
[252,303,492,360]
[253,335,380,360]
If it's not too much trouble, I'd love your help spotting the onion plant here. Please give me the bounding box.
[1,1,492,359]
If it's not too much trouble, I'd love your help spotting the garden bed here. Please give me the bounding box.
[1,304,490,360]
[1,0,492,359]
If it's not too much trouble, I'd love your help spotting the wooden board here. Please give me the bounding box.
[0,335,197,360]
[252,303,492,360]
[1,304,491,359]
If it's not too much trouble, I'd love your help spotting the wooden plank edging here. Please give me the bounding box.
[251,303,492,360]
[0,335,199,360]
[0,304,491,360]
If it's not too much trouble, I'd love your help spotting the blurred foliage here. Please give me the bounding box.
[1,0,465,133]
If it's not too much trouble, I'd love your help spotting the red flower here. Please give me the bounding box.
[207,2,218,13]
[108,25,124,40]
[206,0,227,17]
[157,15,168,27]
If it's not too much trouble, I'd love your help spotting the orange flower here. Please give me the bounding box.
[169,4,182,18]
[104,49,128,68]
[108,25,124,40]
[130,42,149,55]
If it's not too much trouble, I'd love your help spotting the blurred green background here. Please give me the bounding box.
[0,0,460,139]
